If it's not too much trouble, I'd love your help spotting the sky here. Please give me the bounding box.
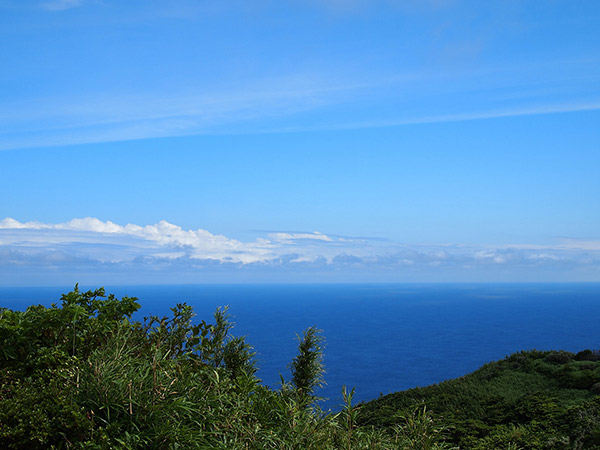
[1,0,599,284]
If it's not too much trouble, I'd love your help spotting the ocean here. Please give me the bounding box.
[2,283,599,410]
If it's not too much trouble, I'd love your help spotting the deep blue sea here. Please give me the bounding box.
[2,283,599,410]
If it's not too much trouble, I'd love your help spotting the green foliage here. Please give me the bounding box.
[557,396,600,449]
[392,405,458,450]
[0,287,260,448]
[359,349,600,449]
[289,326,325,406]
[0,372,90,449]
[2,286,599,449]
[339,386,360,449]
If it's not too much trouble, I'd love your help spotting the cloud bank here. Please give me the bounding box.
[1,217,599,284]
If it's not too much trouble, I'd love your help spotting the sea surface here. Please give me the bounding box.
[2,283,599,410]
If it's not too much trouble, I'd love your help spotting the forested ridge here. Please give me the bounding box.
[359,349,600,448]
[1,287,599,449]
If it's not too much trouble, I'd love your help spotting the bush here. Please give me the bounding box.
[544,351,573,365]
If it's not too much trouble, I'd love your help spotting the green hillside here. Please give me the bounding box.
[358,350,600,449]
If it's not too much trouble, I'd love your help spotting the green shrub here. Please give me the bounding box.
[2,286,599,449]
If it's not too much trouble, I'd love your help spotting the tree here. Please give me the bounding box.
[289,326,325,406]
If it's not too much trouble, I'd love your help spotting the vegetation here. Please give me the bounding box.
[0,286,599,449]
[358,349,600,449]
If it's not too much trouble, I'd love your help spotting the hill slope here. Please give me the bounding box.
[358,349,600,449]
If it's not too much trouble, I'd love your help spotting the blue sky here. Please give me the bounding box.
[1,0,599,284]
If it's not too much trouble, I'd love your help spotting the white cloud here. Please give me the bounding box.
[1,57,599,151]
[316,101,600,132]
[0,217,36,229]
[527,253,560,261]
[59,217,124,233]
[557,238,600,251]
[268,231,334,242]
[0,217,275,264]
[1,217,599,283]
[474,250,508,264]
